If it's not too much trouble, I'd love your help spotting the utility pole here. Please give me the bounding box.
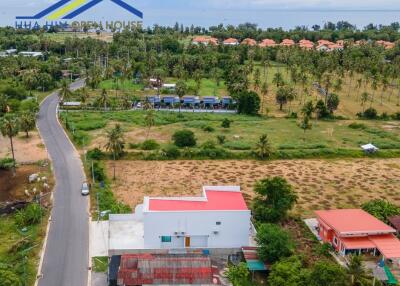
[96,192,100,222]
[92,160,95,184]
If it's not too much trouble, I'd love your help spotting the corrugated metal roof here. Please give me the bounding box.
[118,254,213,285]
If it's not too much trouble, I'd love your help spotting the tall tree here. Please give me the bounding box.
[144,109,155,139]
[0,114,19,175]
[104,124,125,180]
[19,111,36,138]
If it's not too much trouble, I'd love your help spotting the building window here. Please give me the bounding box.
[216,222,221,225]
[333,236,338,246]
[161,236,172,243]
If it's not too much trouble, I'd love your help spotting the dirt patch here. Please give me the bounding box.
[0,163,54,203]
[106,159,400,217]
[0,132,47,163]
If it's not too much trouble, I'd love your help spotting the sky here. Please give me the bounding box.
[2,0,400,29]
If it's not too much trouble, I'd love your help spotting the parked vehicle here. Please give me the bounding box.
[81,182,90,196]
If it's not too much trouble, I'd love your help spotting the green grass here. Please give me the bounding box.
[92,257,108,273]
[0,214,46,286]
[65,110,400,159]
[99,79,144,91]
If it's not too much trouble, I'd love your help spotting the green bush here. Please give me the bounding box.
[202,125,215,132]
[217,135,226,144]
[172,130,197,147]
[224,141,252,150]
[359,107,378,119]
[0,158,15,170]
[221,118,231,128]
[87,148,105,160]
[362,199,400,223]
[14,203,44,228]
[141,139,160,150]
[162,145,181,159]
[392,112,400,120]
[90,161,106,182]
[201,140,217,149]
[348,122,366,130]
[128,143,141,149]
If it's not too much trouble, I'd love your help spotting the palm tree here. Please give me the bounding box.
[255,134,272,160]
[78,87,89,106]
[0,114,19,176]
[59,80,72,103]
[347,255,372,285]
[253,68,261,91]
[144,109,155,139]
[175,80,187,112]
[19,111,36,138]
[104,124,125,180]
[360,92,369,112]
[260,82,269,114]
[272,72,285,88]
[98,89,109,111]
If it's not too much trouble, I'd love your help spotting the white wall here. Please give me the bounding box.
[143,210,251,249]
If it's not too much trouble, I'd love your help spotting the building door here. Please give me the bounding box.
[185,237,191,248]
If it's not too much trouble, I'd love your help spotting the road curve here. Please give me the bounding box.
[37,79,89,286]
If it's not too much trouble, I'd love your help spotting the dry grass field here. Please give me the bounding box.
[106,158,400,217]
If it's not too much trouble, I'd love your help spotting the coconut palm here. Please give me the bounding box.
[19,111,36,138]
[98,89,109,111]
[59,80,72,103]
[144,109,155,139]
[347,255,372,285]
[104,124,125,180]
[175,80,187,112]
[0,114,19,175]
[255,134,272,160]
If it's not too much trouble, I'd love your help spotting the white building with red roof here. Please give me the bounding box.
[259,39,276,47]
[140,186,252,249]
[223,38,240,46]
[316,209,400,263]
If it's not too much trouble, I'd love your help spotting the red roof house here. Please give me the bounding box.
[192,36,218,46]
[259,39,276,47]
[280,39,295,47]
[316,209,400,260]
[223,38,239,46]
[299,39,314,50]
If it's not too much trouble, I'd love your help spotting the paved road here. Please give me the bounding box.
[37,79,89,286]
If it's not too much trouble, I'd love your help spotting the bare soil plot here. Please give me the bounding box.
[0,132,48,163]
[106,159,400,217]
[0,163,54,203]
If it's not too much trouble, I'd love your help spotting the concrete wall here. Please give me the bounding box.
[143,210,251,249]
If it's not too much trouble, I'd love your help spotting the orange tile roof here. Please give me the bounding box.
[259,39,276,47]
[299,39,314,49]
[241,38,257,46]
[223,38,239,44]
[316,209,396,236]
[280,39,295,46]
[192,36,218,45]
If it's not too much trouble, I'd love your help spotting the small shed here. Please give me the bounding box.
[361,143,379,154]
[388,216,400,234]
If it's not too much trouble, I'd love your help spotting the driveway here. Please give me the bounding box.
[37,79,89,286]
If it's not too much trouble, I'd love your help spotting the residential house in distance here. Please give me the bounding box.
[316,209,400,265]
[223,38,240,46]
[299,39,314,50]
[376,40,396,49]
[192,36,218,46]
[241,38,257,46]
[280,39,295,47]
[259,39,276,48]
[316,39,343,52]
[19,51,44,58]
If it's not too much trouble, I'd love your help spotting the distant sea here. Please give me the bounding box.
[144,9,400,29]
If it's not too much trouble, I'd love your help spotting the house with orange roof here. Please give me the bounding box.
[259,39,276,48]
[376,40,396,49]
[192,36,218,46]
[223,38,239,46]
[299,39,314,50]
[280,39,295,47]
[316,209,400,263]
[241,38,257,46]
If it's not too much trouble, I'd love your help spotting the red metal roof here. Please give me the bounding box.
[370,234,400,259]
[315,209,396,236]
[340,237,376,250]
[118,254,213,285]
[149,190,248,212]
